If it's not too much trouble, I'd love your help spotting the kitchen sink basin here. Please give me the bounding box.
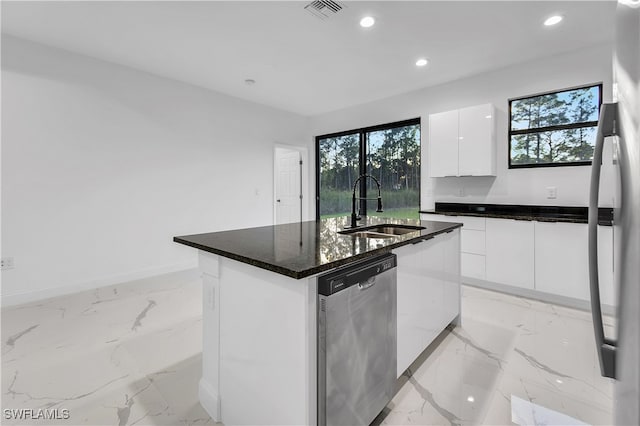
[347,231,396,239]
[338,224,425,238]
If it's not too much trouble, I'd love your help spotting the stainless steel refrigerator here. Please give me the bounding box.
[589,1,640,424]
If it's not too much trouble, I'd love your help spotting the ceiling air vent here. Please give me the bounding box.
[304,0,346,20]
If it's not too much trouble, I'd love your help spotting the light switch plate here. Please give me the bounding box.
[546,186,557,199]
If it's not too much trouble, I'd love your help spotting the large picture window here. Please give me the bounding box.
[316,118,420,220]
[509,83,602,168]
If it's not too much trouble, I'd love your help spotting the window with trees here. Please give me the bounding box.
[316,118,421,220]
[509,83,602,168]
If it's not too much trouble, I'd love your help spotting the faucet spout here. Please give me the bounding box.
[350,174,383,228]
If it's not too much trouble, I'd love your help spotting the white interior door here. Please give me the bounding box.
[275,147,302,225]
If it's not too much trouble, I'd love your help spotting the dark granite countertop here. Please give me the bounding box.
[420,202,613,225]
[174,216,461,279]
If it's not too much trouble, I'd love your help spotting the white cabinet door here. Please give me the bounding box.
[420,214,487,280]
[485,218,535,289]
[395,240,443,377]
[428,104,496,177]
[462,253,486,280]
[395,231,460,378]
[458,104,496,176]
[429,110,459,177]
[441,229,461,325]
[461,229,485,255]
[535,222,590,300]
[535,222,616,305]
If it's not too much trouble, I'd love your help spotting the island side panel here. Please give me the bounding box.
[198,251,222,422]
[216,256,317,426]
[394,228,461,378]
[443,228,462,327]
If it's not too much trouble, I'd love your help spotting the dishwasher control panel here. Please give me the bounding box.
[317,253,397,296]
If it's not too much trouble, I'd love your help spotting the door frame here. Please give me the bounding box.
[273,144,309,224]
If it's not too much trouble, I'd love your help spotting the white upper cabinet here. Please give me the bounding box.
[458,104,496,176]
[428,109,459,177]
[428,103,496,177]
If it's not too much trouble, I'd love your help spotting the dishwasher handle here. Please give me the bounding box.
[357,276,376,290]
[345,258,396,287]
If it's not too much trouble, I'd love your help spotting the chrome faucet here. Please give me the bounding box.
[350,174,383,228]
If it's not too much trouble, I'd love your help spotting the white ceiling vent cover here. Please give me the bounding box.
[304,0,346,20]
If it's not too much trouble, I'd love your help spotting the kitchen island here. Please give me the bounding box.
[174,216,462,425]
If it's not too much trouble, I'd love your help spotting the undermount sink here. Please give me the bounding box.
[338,224,425,238]
[347,231,396,239]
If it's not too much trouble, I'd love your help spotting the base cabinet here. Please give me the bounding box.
[462,252,486,280]
[485,218,535,289]
[534,222,615,305]
[422,213,486,279]
[394,229,460,378]
[535,222,589,300]
[421,213,615,307]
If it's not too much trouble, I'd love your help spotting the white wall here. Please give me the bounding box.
[309,43,615,210]
[1,38,616,305]
[1,36,309,305]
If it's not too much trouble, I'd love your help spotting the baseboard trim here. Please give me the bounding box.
[1,261,198,307]
[199,378,221,422]
[462,277,617,316]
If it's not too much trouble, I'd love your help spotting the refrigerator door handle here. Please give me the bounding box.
[588,102,618,379]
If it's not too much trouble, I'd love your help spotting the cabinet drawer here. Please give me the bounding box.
[421,213,458,223]
[457,216,485,231]
[461,229,485,255]
[421,214,485,230]
[462,253,485,280]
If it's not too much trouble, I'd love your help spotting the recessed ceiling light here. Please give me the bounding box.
[360,16,375,28]
[544,15,563,26]
[416,58,429,67]
[467,396,475,403]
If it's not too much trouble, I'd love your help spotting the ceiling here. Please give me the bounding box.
[1,1,616,116]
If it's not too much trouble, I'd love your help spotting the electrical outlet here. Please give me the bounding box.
[458,187,465,197]
[546,186,557,199]
[1,257,15,270]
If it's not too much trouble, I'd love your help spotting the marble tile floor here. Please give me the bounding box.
[376,286,615,426]
[1,270,615,425]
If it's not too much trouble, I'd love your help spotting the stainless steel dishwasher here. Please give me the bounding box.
[317,253,397,426]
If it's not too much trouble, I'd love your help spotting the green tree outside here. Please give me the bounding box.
[510,85,600,165]
[319,124,420,219]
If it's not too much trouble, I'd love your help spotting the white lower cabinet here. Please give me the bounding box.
[441,230,462,324]
[461,252,485,279]
[535,222,615,305]
[535,222,589,300]
[461,229,485,255]
[421,214,486,279]
[485,218,535,289]
[394,229,460,378]
[421,213,615,307]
